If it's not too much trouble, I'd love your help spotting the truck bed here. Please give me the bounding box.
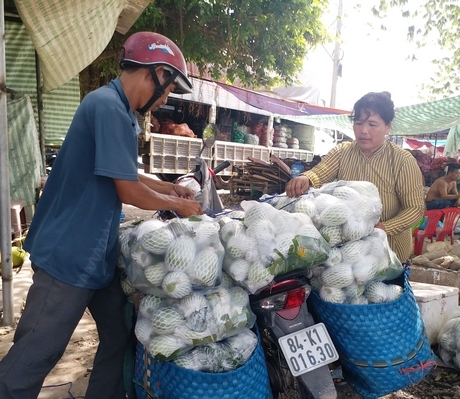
[144,133,314,176]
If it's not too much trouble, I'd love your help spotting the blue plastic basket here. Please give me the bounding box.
[134,331,273,399]
[309,272,436,399]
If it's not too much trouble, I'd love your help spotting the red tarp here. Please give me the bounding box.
[405,138,445,153]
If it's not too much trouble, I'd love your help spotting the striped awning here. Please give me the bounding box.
[7,94,43,206]
[287,94,460,138]
[14,0,133,92]
[5,21,80,147]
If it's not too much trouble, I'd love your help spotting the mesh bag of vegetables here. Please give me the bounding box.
[122,215,225,298]
[172,328,259,372]
[437,310,460,369]
[309,270,436,398]
[264,180,383,247]
[134,326,272,399]
[135,284,256,361]
[217,200,330,294]
[309,228,405,305]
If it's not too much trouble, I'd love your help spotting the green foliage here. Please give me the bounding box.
[89,0,329,90]
[369,0,460,99]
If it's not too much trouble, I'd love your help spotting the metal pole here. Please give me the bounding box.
[35,51,45,171]
[330,0,343,108]
[0,0,15,326]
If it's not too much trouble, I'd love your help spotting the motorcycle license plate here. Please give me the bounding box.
[278,323,339,377]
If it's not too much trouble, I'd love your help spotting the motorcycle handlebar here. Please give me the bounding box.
[212,160,231,175]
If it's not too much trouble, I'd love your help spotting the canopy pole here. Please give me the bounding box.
[35,51,45,171]
[330,0,343,108]
[0,0,15,326]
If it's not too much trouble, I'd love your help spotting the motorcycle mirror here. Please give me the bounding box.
[202,123,219,148]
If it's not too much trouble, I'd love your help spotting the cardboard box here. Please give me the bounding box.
[410,281,459,344]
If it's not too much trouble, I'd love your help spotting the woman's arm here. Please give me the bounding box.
[382,156,425,236]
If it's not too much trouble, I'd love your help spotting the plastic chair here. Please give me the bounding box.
[437,207,460,245]
[413,210,444,255]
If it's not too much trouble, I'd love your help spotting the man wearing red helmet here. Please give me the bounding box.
[0,32,201,399]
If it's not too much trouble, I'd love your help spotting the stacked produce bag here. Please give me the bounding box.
[265,181,435,398]
[217,201,330,293]
[119,201,332,369]
[262,180,404,301]
[135,282,256,361]
[120,216,224,298]
[310,228,404,305]
[118,216,257,365]
[437,310,460,369]
[265,180,383,246]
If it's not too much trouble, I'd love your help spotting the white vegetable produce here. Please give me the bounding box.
[149,335,187,359]
[321,263,354,288]
[151,306,184,335]
[189,248,219,287]
[173,329,258,372]
[264,181,383,247]
[141,227,175,255]
[320,204,353,227]
[363,282,403,304]
[363,282,389,304]
[324,247,342,267]
[144,263,168,286]
[161,271,192,298]
[352,255,382,285]
[437,311,460,370]
[340,240,370,264]
[165,236,196,272]
[293,196,317,218]
[314,193,340,213]
[226,258,251,282]
[122,217,225,298]
[320,225,343,247]
[246,262,274,294]
[319,286,346,304]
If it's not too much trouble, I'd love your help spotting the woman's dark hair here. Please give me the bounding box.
[350,91,395,125]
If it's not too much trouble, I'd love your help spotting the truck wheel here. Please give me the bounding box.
[155,173,181,182]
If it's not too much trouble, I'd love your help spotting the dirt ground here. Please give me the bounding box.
[0,202,459,399]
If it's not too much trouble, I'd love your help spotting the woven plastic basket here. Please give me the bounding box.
[309,272,436,399]
[134,332,273,399]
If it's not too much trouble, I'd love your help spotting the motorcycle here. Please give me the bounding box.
[250,269,338,399]
[169,123,338,399]
[158,123,230,220]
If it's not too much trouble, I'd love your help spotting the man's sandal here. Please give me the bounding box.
[330,367,347,386]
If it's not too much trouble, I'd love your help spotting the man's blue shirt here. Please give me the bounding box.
[24,78,139,289]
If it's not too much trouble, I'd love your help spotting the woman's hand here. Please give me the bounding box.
[374,221,386,232]
[286,175,310,198]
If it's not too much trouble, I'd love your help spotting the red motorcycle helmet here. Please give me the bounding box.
[120,32,193,114]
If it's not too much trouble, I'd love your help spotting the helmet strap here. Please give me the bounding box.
[137,67,180,115]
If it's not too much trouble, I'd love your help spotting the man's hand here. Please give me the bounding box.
[175,198,203,217]
[171,184,195,199]
[286,175,310,198]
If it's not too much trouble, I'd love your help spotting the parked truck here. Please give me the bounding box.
[139,77,324,182]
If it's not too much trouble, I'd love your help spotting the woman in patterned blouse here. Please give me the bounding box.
[286,91,425,261]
